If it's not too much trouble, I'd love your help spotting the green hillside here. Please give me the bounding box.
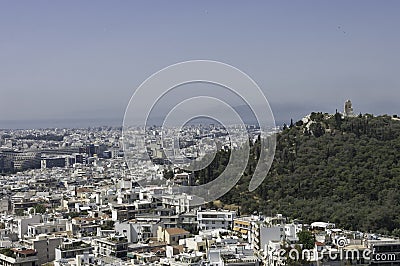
[200,112,400,236]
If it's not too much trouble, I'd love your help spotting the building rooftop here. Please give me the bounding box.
[165,228,189,236]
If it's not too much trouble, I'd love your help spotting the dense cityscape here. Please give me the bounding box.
[0,102,399,266]
[2,1,400,266]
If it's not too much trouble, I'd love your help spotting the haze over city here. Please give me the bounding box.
[1,1,400,129]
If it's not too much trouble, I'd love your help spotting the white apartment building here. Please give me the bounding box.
[23,234,62,265]
[16,215,42,239]
[284,223,303,242]
[27,221,67,238]
[197,210,236,230]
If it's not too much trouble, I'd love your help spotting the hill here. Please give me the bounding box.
[198,112,400,236]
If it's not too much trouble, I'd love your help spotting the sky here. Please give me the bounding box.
[0,1,400,128]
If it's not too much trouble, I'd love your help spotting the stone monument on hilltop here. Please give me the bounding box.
[343,99,355,117]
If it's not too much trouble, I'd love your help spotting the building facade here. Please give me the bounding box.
[197,210,235,231]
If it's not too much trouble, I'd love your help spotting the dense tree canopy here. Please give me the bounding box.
[194,113,400,236]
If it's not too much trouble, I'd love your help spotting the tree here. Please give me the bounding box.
[30,204,46,214]
[196,114,400,236]
[163,168,174,179]
[101,220,115,230]
[290,119,294,128]
[15,209,24,216]
[334,111,342,128]
[310,122,325,137]
[64,212,80,219]
[298,230,315,249]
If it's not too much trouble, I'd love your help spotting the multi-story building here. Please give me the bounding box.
[252,223,285,252]
[233,216,256,244]
[95,235,128,258]
[27,221,67,238]
[162,194,204,214]
[0,248,39,266]
[41,157,66,169]
[114,222,138,244]
[12,201,37,215]
[116,188,140,204]
[15,215,42,239]
[284,223,303,243]
[197,210,236,231]
[157,227,190,245]
[366,240,400,265]
[114,221,157,244]
[55,239,93,261]
[265,240,284,266]
[111,204,137,222]
[0,198,10,213]
[172,172,194,186]
[8,151,41,171]
[178,211,197,233]
[75,251,95,266]
[0,150,16,172]
[264,214,286,227]
[207,245,261,266]
[67,217,100,236]
[0,154,4,173]
[179,235,215,252]
[23,235,63,265]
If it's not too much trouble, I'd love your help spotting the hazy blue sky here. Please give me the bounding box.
[1,1,399,128]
